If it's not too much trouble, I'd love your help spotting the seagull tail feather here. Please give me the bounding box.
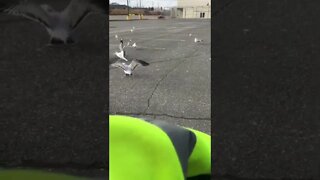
[137,60,149,66]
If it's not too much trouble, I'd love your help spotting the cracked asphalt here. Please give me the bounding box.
[0,1,108,178]
[109,19,211,134]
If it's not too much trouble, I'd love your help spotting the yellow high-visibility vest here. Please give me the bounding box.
[110,115,211,180]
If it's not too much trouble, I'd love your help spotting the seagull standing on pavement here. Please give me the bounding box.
[125,39,132,47]
[194,37,203,43]
[1,0,107,45]
[111,59,149,76]
[114,39,128,61]
[130,26,135,32]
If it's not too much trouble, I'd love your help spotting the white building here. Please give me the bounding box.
[171,0,211,19]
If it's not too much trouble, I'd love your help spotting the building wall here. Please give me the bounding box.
[183,7,211,18]
[173,0,211,19]
[171,6,211,19]
[177,0,210,7]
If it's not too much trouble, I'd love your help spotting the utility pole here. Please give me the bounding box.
[127,0,129,15]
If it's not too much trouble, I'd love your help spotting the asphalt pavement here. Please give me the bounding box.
[0,3,108,178]
[213,0,319,179]
[2,0,318,179]
[109,19,211,134]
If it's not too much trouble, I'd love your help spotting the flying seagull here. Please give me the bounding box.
[1,0,107,45]
[114,39,128,61]
[194,37,203,43]
[111,59,149,76]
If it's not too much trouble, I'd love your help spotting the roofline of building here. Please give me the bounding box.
[172,6,211,8]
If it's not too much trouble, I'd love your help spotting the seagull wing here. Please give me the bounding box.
[130,59,149,70]
[118,41,124,51]
[135,59,149,66]
[129,60,139,70]
[111,60,126,71]
[115,51,128,61]
[65,0,106,30]
[2,1,51,28]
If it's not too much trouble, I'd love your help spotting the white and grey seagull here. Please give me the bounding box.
[114,39,128,61]
[111,59,149,76]
[124,39,131,47]
[1,0,106,45]
[194,37,203,43]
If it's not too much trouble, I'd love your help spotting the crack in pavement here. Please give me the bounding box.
[110,51,210,120]
[143,50,200,114]
[110,24,210,120]
[111,112,210,121]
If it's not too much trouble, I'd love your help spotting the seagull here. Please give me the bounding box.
[114,39,128,61]
[130,29,133,32]
[1,0,107,45]
[126,40,131,47]
[194,37,203,43]
[132,42,136,48]
[111,59,149,76]
[115,34,118,39]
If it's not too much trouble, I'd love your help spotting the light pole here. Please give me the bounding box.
[127,0,129,15]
